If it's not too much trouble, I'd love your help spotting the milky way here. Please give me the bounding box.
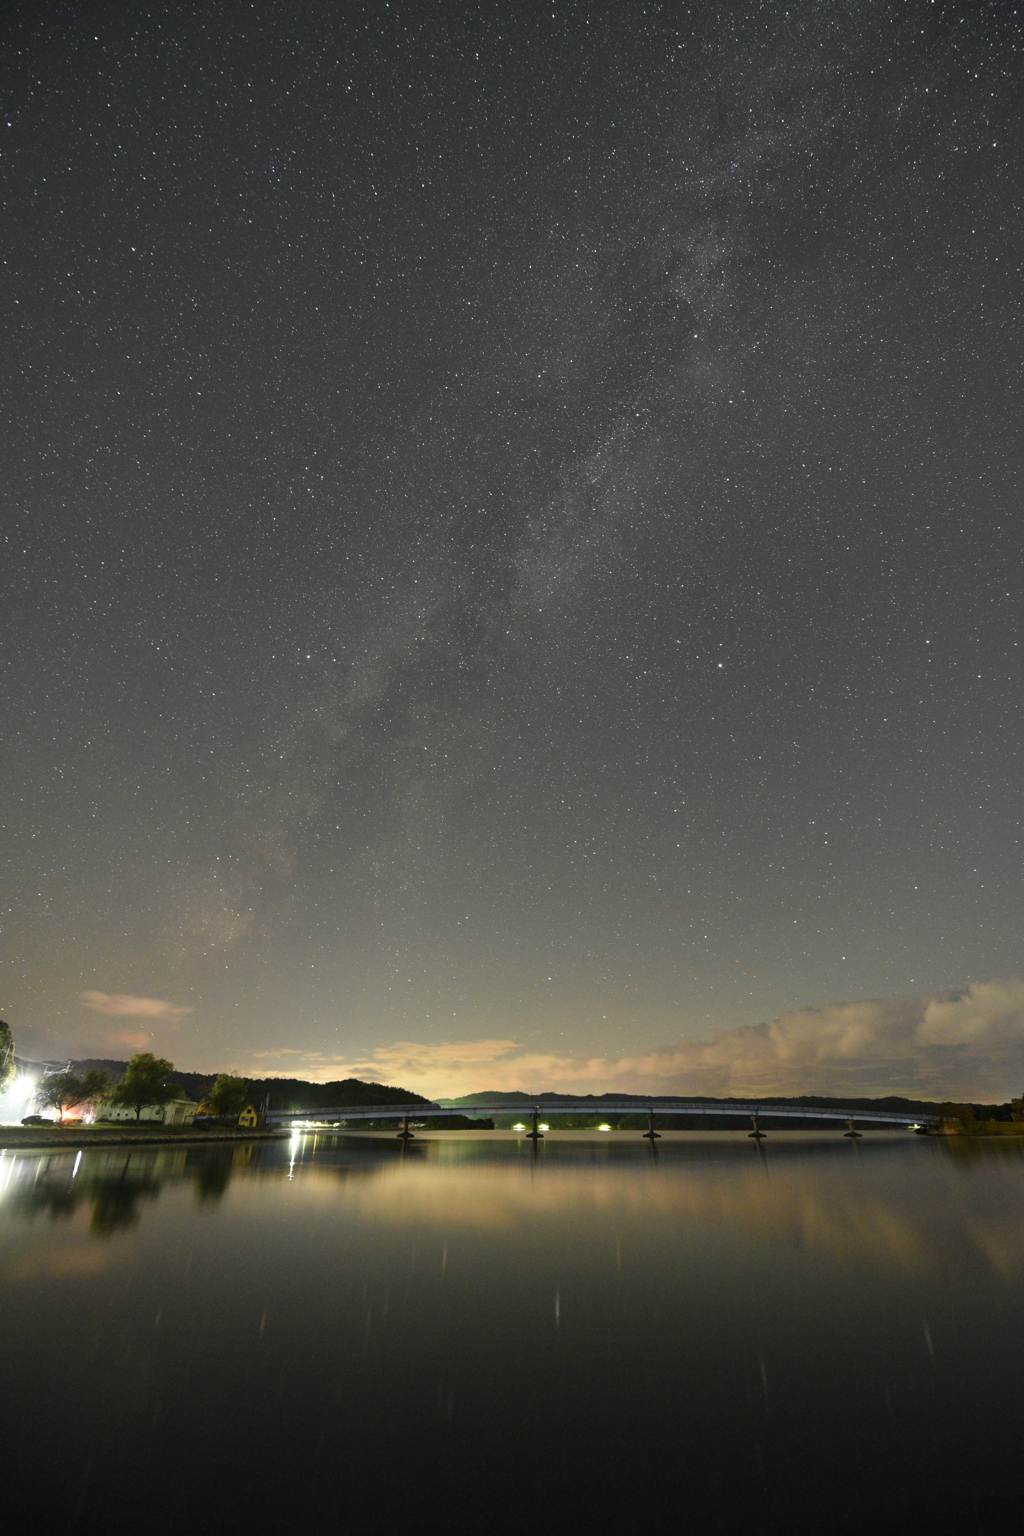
[2,1,1022,1088]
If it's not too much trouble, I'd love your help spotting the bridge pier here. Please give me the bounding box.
[642,1108,661,1141]
[526,1109,544,1141]
[748,1112,766,1140]
[396,1112,415,1141]
[843,1117,862,1139]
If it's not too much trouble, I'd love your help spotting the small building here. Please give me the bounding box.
[102,1098,198,1126]
[237,1103,260,1129]
[163,1098,199,1125]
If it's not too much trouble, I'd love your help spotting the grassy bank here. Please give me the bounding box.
[934,1120,1024,1136]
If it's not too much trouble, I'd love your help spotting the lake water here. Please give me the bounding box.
[2,1129,1022,1532]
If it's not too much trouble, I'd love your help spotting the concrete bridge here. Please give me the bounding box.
[267,1100,938,1140]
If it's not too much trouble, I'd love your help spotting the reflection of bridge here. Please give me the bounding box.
[267,1100,938,1141]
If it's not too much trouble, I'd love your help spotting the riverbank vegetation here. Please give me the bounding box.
[936,1102,1024,1135]
[65,1058,431,1118]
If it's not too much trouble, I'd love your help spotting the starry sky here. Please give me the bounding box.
[2,0,1022,1097]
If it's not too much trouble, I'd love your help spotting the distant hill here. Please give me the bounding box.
[71,1058,135,1078]
[71,1061,432,1113]
[439,1090,1013,1120]
[243,1077,432,1113]
[441,1090,946,1109]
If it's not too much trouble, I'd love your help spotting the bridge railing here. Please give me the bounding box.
[266,1100,937,1128]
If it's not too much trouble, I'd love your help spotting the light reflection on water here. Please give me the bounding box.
[1,1132,1022,1531]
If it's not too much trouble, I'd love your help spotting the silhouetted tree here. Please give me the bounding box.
[36,1070,87,1123]
[0,1020,14,1093]
[204,1073,249,1119]
[35,1066,111,1122]
[108,1053,176,1120]
[939,1102,978,1134]
[79,1068,110,1107]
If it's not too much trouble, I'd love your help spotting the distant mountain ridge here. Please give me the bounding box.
[439,1090,994,1116]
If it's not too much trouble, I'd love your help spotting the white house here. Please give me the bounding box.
[102,1098,198,1126]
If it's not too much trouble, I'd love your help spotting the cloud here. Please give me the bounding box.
[275,981,1024,1102]
[80,991,193,1021]
[105,1028,153,1051]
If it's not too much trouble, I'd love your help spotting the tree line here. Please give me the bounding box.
[32,1053,254,1124]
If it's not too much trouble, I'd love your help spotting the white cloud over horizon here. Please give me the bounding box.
[250,980,1024,1102]
[80,991,194,1020]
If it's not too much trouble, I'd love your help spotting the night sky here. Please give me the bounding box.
[3,1,1023,1099]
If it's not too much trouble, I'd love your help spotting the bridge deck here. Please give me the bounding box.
[268,1100,936,1128]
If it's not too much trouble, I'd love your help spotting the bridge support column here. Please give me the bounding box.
[748,1112,766,1140]
[396,1112,415,1141]
[526,1108,544,1141]
[843,1117,862,1139]
[642,1108,661,1140]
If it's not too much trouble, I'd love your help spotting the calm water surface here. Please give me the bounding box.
[2,1130,1022,1532]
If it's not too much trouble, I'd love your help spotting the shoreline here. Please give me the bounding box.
[0,1127,289,1150]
